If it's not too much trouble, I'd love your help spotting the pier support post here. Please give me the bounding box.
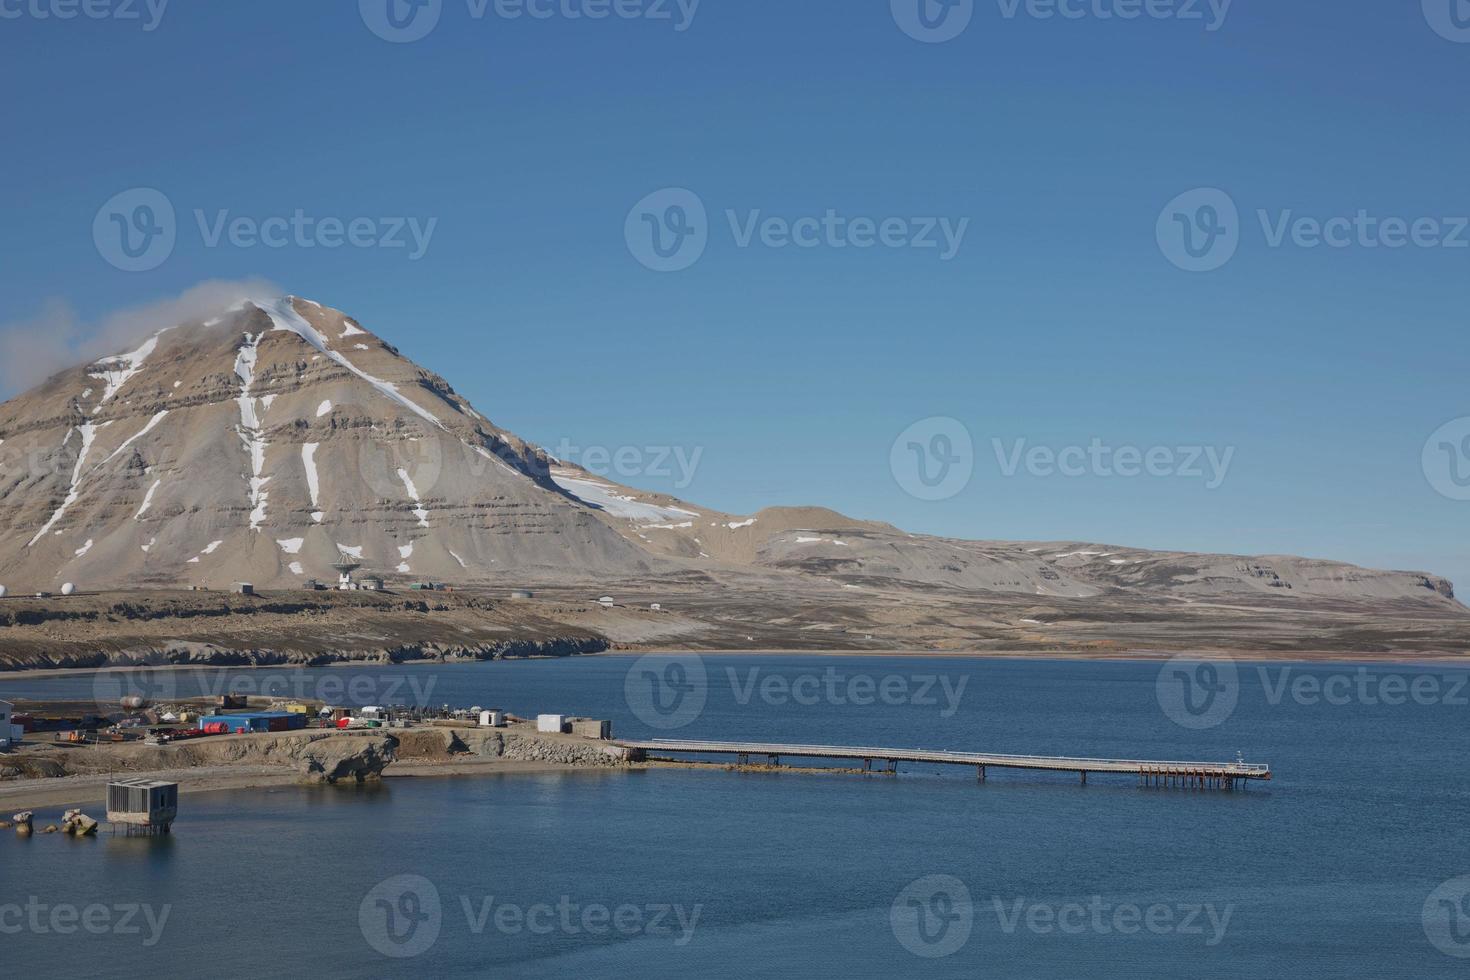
[1079,771,1087,786]
[977,765,985,782]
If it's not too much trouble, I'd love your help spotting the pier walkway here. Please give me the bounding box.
[616,739,1271,789]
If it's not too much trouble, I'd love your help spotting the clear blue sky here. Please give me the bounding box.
[1,1,1467,586]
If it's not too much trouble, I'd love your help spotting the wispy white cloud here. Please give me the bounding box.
[0,278,280,398]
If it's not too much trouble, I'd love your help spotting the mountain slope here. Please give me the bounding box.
[0,296,1458,617]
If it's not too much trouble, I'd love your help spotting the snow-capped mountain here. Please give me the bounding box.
[0,296,1458,609]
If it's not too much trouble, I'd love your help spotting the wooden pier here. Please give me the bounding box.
[616,739,1271,790]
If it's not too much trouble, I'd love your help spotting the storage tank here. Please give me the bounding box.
[120,695,146,710]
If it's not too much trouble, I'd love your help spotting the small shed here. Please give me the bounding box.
[596,596,616,608]
[537,714,567,734]
[510,589,534,599]
[361,577,384,592]
[570,718,612,740]
[232,582,255,596]
[107,779,178,834]
[479,709,507,728]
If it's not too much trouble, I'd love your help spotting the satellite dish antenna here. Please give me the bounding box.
[331,551,363,590]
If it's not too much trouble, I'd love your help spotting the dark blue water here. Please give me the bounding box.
[4,655,1468,977]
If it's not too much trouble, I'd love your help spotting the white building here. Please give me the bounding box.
[0,699,20,749]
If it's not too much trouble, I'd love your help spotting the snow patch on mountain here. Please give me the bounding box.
[256,296,446,431]
[135,479,162,520]
[302,443,321,521]
[28,423,98,547]
[89,329,171,404]
[234,333,270,532]
[397,468,430,527]
[550,470,700,523]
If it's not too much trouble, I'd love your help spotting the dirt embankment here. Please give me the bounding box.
[0,589,610,670]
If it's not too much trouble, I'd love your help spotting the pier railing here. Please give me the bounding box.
[616,738,1271,789]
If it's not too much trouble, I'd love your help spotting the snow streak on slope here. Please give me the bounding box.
[28,424,99,546]
[256,297,446,430]
[89,329,171,405]
[135,478,162,519]
[234,333,270,531]
[302,443,323,522]
[97,410,168,470]
[549,469,700,523]
[397,468,431,527]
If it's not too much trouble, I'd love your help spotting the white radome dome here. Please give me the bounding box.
[61,582,76,596]
[0,585,7,598]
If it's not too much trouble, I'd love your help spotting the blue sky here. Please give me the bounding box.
[1,0,1468,586]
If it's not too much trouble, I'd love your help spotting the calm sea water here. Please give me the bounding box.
[3,655,1468,978]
